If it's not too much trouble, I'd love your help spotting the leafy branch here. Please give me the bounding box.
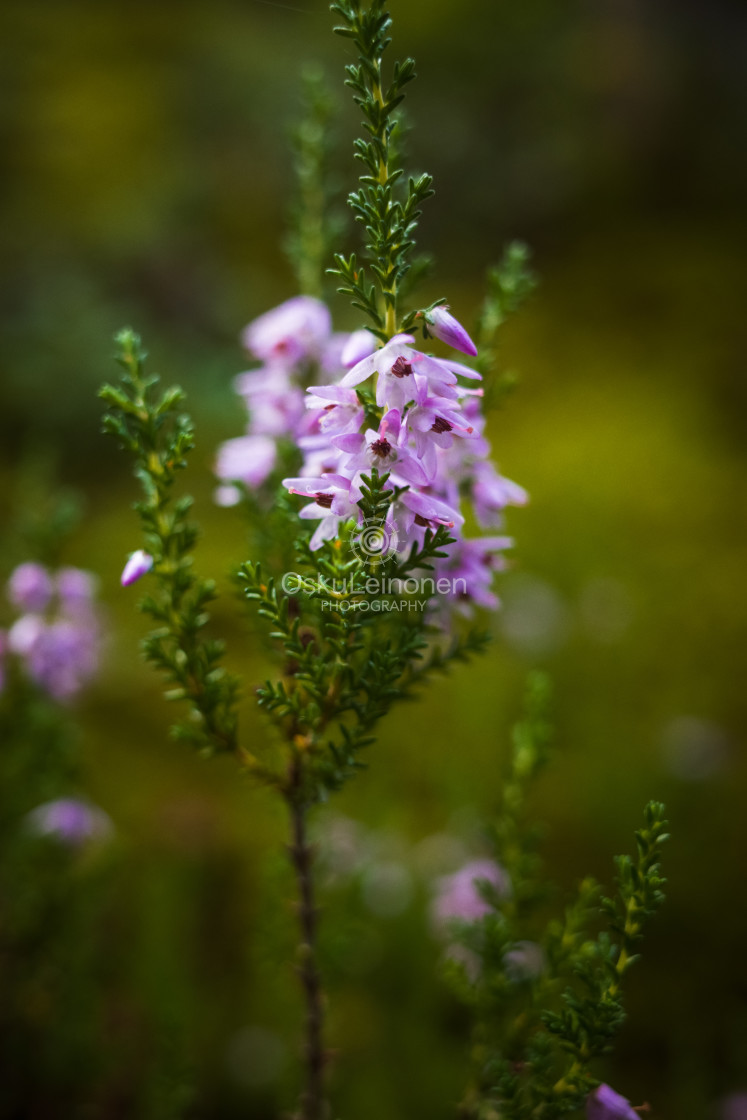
[99,329,240,754]
[285,66,341,300]
[330,0,434,337]
[450,677,668,1119]
[543,803,669,1106]
[475,241,538,405]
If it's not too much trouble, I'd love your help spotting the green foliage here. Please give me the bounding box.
[285,66,341,300]
[0,662,102,1115]
[451,677,669,1119]
[99,329,240,755]
[330,0,434,337]
[238,550,427,796]
[238,466,489,800]
[475,241,538,404]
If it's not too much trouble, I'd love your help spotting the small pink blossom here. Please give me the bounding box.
[8,613,45,657]
[56,567,97,610]
[283,473,364,551]
[241,296,331,364]
[305,384,365,438]
[7,562,54,613]
[472,461,529,528]
[332,409,430,487]
[433,537,513,615]
[9,614,100,700]
[340,328,378,368]
[399,489,464,543]
[215,434,277,490]
[341,335,459,412]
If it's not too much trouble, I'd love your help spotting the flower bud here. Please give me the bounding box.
[586,1085,639,1120]
[422,306,478,357]
[121,550,154,587]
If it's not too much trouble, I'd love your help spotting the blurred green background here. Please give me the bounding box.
[1,0,746,1116]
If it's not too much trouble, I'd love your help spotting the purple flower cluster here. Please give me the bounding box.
[214,296,377,506]
[2,562,101,702]
[218,296,526,613]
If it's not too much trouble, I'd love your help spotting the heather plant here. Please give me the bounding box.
[442,674,668,1119]
[99,2,668,1117]
[0,512,113,1115]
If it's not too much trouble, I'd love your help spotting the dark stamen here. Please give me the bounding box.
[431,417,452,434]
[315,493,334,508]
[370,438,392,458]
[391,356,413,378]
[414,514,431,527]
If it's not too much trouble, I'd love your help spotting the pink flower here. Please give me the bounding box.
[234,366,306,437]
[7,562,53,613]
[421,305,478,357]
[9,615,99,701]
[404,378,478,478]
[305,384,365,438]
[472,461,529,528]
[434,536,513,615]
[283,473,364,551]
[341,335,458,411]
[432,859,510,927]
[26,798,113,846]
[399,489,464,539]
[240,296,331,364]
[121,550,154,587]
[7,613,46,657]
[56,567,97,610]
[332,409,430,487]
[215,434,277,490]
[340,328,378,368]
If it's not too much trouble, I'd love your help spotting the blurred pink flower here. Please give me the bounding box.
[7,562,54,613]
[432,858,510,927]
[722,1094,747,1120]
[215,434,277,490]
[241,296,331,364]
[26,798,113,846]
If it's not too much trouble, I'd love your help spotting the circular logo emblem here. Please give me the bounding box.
[350,517,399,562]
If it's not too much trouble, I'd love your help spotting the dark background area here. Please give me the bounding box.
[0,0,746,1116]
